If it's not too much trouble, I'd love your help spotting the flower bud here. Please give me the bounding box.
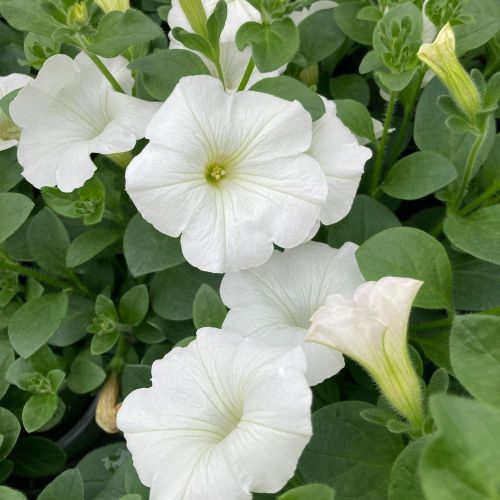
[417,23,481,120]
[178,0,208,37]
[306,276,425,429]
[299,65,319,88]
[96,372,121,433]
[67,2,88,28]
[94,0,130,13]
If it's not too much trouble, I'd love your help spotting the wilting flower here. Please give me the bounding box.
[220,242,365,385]
[417,23,480,120]
[126,75,327,273]
[95,0,130,13]
[168,0,281,90]
[0,74,32,152]
[306,277,425,427]
[117,328,312,500]
[290,0,337,25]
[308,99,372,225]
[10,53,158,192]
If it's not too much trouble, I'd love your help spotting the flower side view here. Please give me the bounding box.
[117,328,312,500]
[125,75,328,273]
[10,53,159,192]
[0,73,32,152]
[220,241,365,385]
[305,276,425,428]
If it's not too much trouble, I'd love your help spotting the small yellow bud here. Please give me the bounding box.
[417,23,481,120]
[95,372,121,434]
[94,0,130,13]
[67,2,88,28]
[298,65,319,88]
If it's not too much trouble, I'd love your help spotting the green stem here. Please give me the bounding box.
[370,91,398,197]
[109,334,127,374]
[214,59,225,89]
[451,129,488,211]
[412,318,451,331]
[458,180,500,216]
[86,51,126,93]
[237,58,255,91]
[387,68,425,166]
[0,261,92,297]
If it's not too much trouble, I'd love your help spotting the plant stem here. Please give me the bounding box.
[458,180,500,216]
[370,91,398,197]
[86,51,126,93]
[237,58,255,91]
[109,334,127,373]
[0,261,92,297]
[387,68,425,166]
[451,129,488,211]
[214,59,226,89]
[412,318,451,331]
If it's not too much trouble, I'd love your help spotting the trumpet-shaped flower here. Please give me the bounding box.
[220,242,365,385]
[308,99,372,225]
[117,328,312,500]
[95,0,130,12]
[306,277,425,427]
[10,53,159,192]
[168,0,281,90]
[125,75,327,273]
[0,74,32,152]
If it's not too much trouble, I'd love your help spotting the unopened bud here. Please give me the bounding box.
[96,372,121,433]
[299,65,319,88]
[95,0,130,13]
[67,2,88,28]
[418,23,480,120]
[178,0,208,37]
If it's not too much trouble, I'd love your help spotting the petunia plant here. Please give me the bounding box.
[0,0,499,499]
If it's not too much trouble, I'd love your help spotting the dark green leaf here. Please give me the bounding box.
[119,285,149,327]
[11,437,66,478]
[121,364,151,397]
[0,408,20,461]
[67,355,106,394]
[335,99,375,142]
[22,394,58,433]
[66,228,122,268]
[192,284,226,329]
[0,193,33,243]
[38,468,84,500]
[279,484,335,500]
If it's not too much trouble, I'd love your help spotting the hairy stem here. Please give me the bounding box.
[237,58,255,91]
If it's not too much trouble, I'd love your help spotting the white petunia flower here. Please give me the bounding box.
[306,277,425,427]
[125,75,328,273]
[220,241,365,385]
[308,98,372,225]
[10,53,159,192]
[168,0,282,90]
[290,0,338,25]
[0,74,33,152]
[117,328,312,500]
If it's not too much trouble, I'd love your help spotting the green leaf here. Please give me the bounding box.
[150,263,221,321]
[22,394,58,433]
[0,336,15,399]
[382,151,457,200]
[333,1,375,45]
[49,296,95,347]
[38,468,84,500]
[444,205,500,266]
[420,395,500,500]
[206,0,227,50]
[295,9,344,66]
[377,69,417,92]
[8,293,69,358]
[328,195,400,248]
[330,74,370,106]
[129,49,210,101]
[0,148,23,192]
[335,99,375,143]
[299,401,403,499]
[356,227,453,310]
[90,9,165,58]
[66,227,122,268]
[0,408,20,461]
[123,214,184,277]
[250,76,325,121]
[0,486,26,500]
[91,330,119,356]
[279,484,335,500]
[388,437,428,500]
[27,208,70,277]
[450,251,500,311]
[192,284,226,329]
[67,354,106,395]
[450,314,500,408]
[119,285,149,327]
[11,437,66,478]
[121,364,151,397]
[236,19,299,72]
[0,193,34,243]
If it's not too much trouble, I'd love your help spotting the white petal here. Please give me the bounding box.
[290,0,337,24]
[309,99,372,224]
[221,242,364,383]
[0,73,33,98]
[0,139,18,151]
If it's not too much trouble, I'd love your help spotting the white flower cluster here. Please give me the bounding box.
[2,0,424,498]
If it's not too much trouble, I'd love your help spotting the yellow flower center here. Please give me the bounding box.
[205,163,227,183]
